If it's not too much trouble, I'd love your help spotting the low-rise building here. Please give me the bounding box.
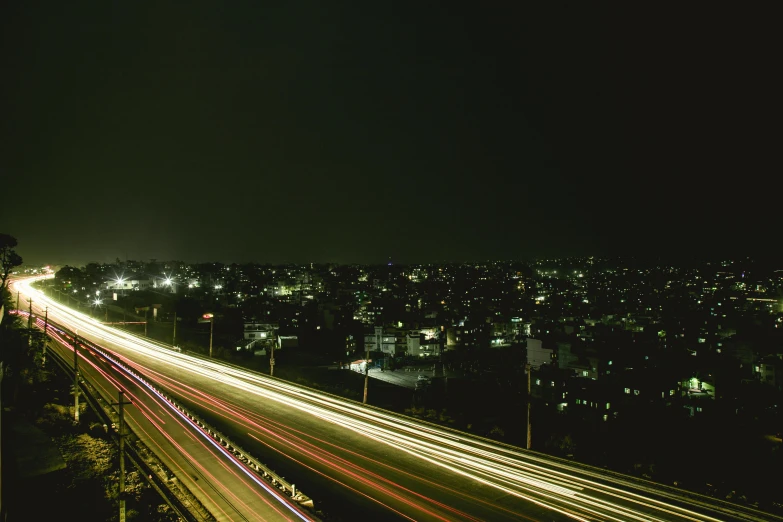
[755,355,783,390]
[526,338,553,369]
[364,326,398,355]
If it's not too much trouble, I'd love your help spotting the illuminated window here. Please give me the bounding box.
[624,388,631,394]
[606,402,610,409]
[634,389,640,396]
[535,379,541,386]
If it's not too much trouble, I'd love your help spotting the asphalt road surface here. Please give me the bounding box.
[13,275,783,522]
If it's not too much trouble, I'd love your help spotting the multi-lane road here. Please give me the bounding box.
[14,283,318,521]
[12,275,783,522]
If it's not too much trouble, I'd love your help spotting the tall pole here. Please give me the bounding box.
[363,344,370,404]
[439,325,445,363]
[439,325,445,378]
[16,290,19,311]
[173,312,177,346]
[27,298,33,346]
[144,309,148,336]
[526,362,532,449]
[73,334,80,423]
[209,316,214,358]
[113,390,132,522]
[42,307,49,367]
[270,342,275,376]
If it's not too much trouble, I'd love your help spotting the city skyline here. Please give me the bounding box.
[2,4,776,266]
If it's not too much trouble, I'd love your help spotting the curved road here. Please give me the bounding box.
[13,276,783,522]
[23,306,318,522]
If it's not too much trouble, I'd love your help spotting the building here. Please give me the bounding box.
[238,322,278,353]
[244,322,277,342]
[105,274,152,292]
[411,338,440,358]
[531,365,573,407]
[278,335,299,350]
[555,342,579,370]
[364,326,398,355]
[526,338,553,369]
[755,355,783,390]
[567,378,615,422]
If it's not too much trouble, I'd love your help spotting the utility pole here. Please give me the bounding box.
[438,325,445,378]
[439,325,445,363]
[209,315,214,358]
[526,363,532,450]
[42,307,49,367]
[270,341,275,376]
[144,309,148,336]
[172,312,177,346]
[27,297,34,345]
[363,344,370,404]
[112,390,132,522]
[16,289,20,311]
[73,333,80,423]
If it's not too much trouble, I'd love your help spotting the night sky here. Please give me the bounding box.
[1,4,776,266]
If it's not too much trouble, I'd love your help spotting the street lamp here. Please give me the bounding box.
[161,274,176,293]
[93,298,108,321]
[112,274,127,297]
[202,313,214,357]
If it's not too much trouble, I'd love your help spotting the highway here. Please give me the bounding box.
[16,294,319,521]
[12,275,783,522]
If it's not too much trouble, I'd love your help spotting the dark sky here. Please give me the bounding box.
[1,3,777,266]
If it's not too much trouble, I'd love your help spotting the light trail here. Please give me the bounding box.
[14,275,783,522]
[20,301,317,522]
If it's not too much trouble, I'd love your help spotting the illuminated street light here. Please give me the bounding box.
[203,313,215,358]
[158,274,177,294]
[92,298,108,320]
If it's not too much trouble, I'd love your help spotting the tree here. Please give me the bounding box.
[0,233,23,292]
[54,265,84,290]
[0,277,41,406]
